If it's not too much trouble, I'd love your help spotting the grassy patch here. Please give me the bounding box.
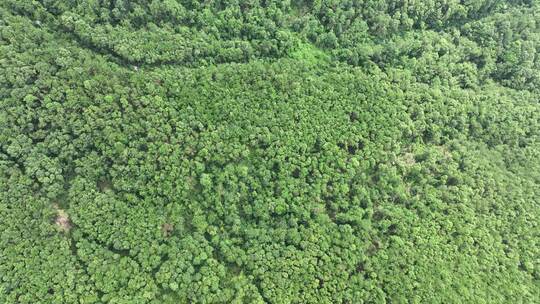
[289,42,331,66]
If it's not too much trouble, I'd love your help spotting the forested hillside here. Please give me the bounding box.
[1,1,539,303]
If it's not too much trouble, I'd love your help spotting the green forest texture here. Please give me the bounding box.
[1,0,539,303]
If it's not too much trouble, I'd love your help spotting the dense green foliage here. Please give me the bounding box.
[1,1,539,303]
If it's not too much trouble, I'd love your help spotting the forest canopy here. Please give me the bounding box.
[1,0,539,303]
